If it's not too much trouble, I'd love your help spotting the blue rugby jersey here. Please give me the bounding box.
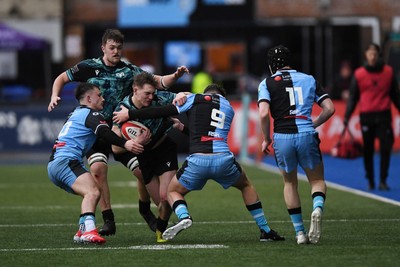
[66,58,143,121]
[177,94,234,154]
[258,69,330,134]
[50,106,109,161]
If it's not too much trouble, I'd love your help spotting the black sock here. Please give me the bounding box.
[102,209,114,222]
[139,200,151,215]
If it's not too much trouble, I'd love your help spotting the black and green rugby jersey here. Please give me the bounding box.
[66,57,143,121]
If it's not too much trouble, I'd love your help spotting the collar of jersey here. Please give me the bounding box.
[272,69,296,77]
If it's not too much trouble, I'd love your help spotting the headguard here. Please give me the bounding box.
[267,45,290,74]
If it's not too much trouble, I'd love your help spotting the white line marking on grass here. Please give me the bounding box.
[0,244,228,252]
[253,160,400,207]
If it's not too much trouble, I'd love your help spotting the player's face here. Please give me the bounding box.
[88,88,105,110]
[102,39,123,66]
[134,84,155,108]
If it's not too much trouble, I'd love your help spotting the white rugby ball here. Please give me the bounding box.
[121,120,148,141]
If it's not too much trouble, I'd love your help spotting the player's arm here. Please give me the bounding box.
[258,100,272,154]
[313,98,335,128]
[113,105,179,124]
[48,72,70,112]
[154,66,189,89]
[97,125,144,154]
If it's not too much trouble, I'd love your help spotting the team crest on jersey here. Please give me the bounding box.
[95,70,100,76]
[274,76,282,81]
[116,72,125,78]
[92,112,100,116]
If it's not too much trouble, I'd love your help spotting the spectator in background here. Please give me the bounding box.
[330,60,353,101]
[258,45,334,245]
[344,43,400,191]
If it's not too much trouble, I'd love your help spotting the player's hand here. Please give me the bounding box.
[124,140,144,154]
[175,66,190,78]
[262,138,272,155]
[170,117,185,132]
[48,95,61,112]
[113,105,129,124]
[173,92,187,106]
[136,128,151,145]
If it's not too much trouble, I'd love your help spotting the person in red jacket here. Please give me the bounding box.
[344,43,400,191]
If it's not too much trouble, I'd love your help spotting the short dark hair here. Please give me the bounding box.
[134,71,157,88]
[267,45,291,73]
[75,83,97,101]
[203,83,226,97]
[102,29,124,45]
[365,43,380,53]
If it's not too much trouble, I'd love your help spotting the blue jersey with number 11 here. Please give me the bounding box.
[258,69,329,134]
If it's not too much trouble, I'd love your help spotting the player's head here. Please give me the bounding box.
[133,72,158,107]
[75,83,104,110]
[101,29,124,67]
[203,83,226,97]
[102,29,124,46]
[267,45,291,74]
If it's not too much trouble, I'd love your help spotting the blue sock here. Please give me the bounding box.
[312,192,326,211]
[288,208,305,234]
[172,200,190,220]
[82,212,96,232]
[78,215,85,232]
[246,201,271,233]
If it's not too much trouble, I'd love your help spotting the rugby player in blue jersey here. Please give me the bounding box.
[258,45,335,244]
[48,29,189,236]
[113,83,285,243]
[47,83,146,244]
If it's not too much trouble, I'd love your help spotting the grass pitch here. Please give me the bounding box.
[0,162,399,267]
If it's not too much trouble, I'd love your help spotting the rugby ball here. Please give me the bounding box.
[120,120,148,141]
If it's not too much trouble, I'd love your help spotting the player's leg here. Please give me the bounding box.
[66,160,105,244]
[134,168,157,231]
[162,174,192,241]
[232,165,285,242]
[154,170,175,242]
[274,133,306,244]
[299,132,327,244]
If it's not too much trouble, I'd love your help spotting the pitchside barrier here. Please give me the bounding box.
[0,100,399,155]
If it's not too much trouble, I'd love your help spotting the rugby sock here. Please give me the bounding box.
[246,201,271,233]
[139,200,151,215]
[78,214,85,232]
[312,192,326,211]
[102,209,115,222]
[83,212,96,232]
[288,207,305,234]
[156,217,169,233]
[172,200,190,220]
